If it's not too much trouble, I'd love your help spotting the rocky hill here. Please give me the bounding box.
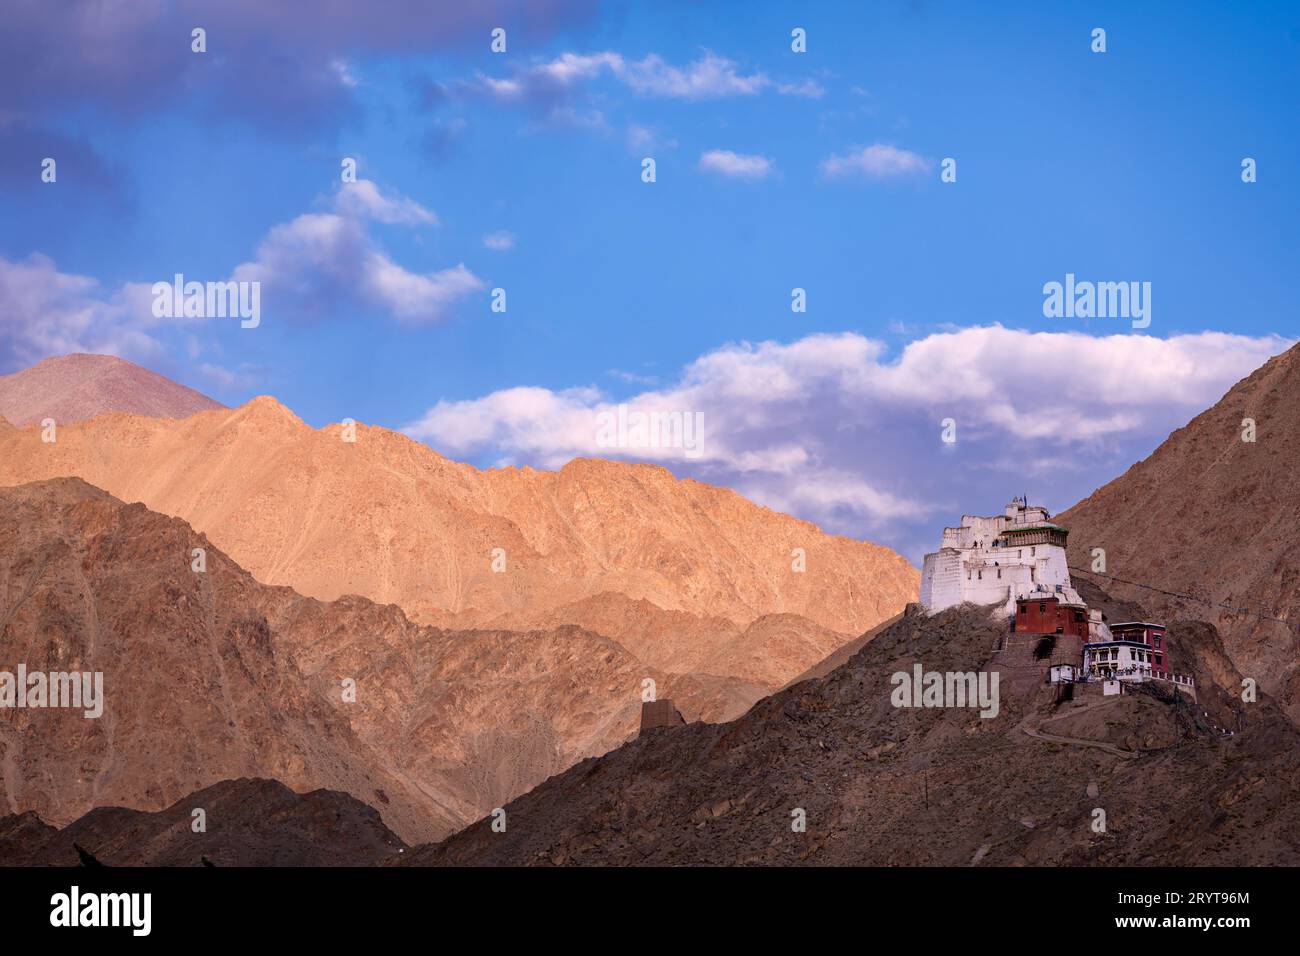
[0,778,406,866]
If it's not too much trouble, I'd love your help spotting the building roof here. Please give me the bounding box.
[1109,621,1166,630]
[1001,523,1067,534]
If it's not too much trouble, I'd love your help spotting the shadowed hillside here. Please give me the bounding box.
[400,604,1299,866]
[1059,341,1300,722]
[0,778,406,866]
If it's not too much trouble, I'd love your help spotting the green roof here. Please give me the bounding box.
[1001,523,1067,534]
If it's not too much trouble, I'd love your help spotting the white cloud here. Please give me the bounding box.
[334,179,437,225]
[698,149,773,180]
[1,181,482,369]
[617,51,767,99]
[0,254,162,369]
[530,51,624,89]
[404,326,1292,556]
[478,75,525,101]
[821,143,931,180]
[361,259,483,323]
[482,231,516,251]
[230,206,482,325]
[470,50,812,104]
[228,179,481,325]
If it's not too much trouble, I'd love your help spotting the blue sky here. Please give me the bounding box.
[1,0,1296,560]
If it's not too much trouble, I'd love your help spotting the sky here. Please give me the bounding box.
[1,0,1297,562]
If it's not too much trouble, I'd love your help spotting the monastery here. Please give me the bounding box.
[920,497,1194,696]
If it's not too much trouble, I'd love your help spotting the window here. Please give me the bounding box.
[1153,635,1162,648]
[1039,603,1046,614]
[1155,654,1163,666]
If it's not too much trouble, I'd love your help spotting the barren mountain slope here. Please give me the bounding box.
[0,778,407,866]
[0,391,917,692]
[402,605,1299,867]
[0,479,758,842]
[0,478,450,842]
[0,353,223,426]
[483,593,855,688]
[1057,341,1300,720]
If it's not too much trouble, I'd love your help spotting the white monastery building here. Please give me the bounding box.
[920,496,1092,623]
[919,496,1194,696]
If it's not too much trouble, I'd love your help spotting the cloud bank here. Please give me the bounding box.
[404,327,1292,558]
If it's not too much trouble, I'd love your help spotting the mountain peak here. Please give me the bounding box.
[0,352,224,426]
[236,395,302,423]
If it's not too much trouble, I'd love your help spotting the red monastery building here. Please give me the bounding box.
[1014,596,1089,640]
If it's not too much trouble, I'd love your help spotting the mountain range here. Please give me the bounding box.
[0,355,917,844]
[2,343,1298,864]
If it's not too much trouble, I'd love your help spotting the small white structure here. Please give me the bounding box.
[1049,663,1077,684]
[1102,679,1123,696]
[919,497,1093,621]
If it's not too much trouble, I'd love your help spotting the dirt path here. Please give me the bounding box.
[1019,697,1140,760]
